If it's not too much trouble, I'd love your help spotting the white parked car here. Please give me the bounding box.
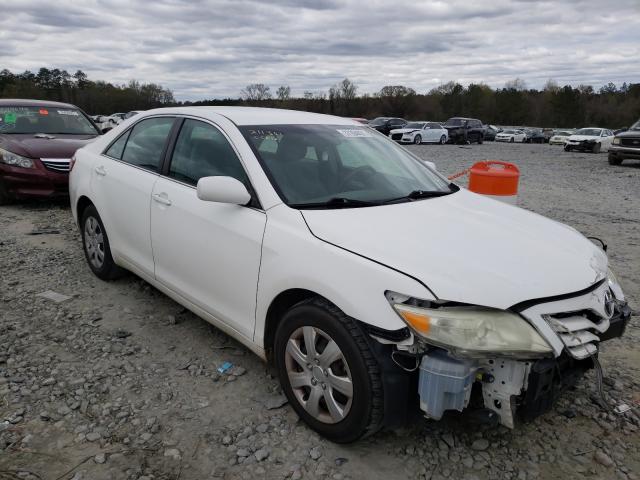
[549,131,573,145]
[389,122,448,144]
[91,115,120,133]
[69,107,630,442]
[495,129,527,143]
[564,128,614,153]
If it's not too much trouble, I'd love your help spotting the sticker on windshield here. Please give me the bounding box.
[336,128,374,138]
[57,110,79,116]
[39,109,49,115]
[4,112,16,124]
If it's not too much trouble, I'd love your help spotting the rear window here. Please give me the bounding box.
[0,106,99,135]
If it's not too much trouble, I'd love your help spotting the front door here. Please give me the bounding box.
[150,118,266,340]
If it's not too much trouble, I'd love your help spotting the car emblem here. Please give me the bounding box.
[603,289,615,318]
[633,140,639,145]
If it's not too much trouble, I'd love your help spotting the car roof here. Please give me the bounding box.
[0,98,79,109]
[140,106,356,126]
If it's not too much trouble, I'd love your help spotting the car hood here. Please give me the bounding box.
[616,129,640,138]
[0,134,98,159]
[301,189,607,309]
[567,135,599,142]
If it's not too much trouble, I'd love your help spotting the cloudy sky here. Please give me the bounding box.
[1,0,639,100]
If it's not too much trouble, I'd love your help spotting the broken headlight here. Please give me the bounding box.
[387,293,552,357]
[0,147,34,168]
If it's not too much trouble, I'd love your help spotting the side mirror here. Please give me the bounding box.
[197,176,251,205]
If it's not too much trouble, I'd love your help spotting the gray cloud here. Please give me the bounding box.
[1,0,639,100]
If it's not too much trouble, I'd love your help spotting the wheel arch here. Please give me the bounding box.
[76,195,94,226]
[263,288,327,364]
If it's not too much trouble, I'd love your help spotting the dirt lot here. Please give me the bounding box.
[1,143,639,480]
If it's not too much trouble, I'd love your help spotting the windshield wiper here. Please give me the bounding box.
[290,197,380,209]
[383,189,453,204]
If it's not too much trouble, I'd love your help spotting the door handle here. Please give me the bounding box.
[152,193,172,206]
[95,166,106,176]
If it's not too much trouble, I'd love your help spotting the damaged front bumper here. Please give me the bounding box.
[375,279,631,429]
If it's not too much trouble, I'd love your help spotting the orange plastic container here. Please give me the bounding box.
[468,161,519,202]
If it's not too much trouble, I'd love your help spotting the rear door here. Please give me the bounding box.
[92,116,175,277]
[150,118,266,340]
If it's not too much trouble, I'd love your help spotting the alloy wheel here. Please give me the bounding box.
[84,216,105,269]
[284,326,353,424]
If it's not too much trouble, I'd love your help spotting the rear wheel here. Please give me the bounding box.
[414,135,422,145]
[274,298,383,443]
[81,205,124,280]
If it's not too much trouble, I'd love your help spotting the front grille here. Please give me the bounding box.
[620,137,640,147]
[41,158,70,173]
[544,309,610,360]
[391,133,403,141]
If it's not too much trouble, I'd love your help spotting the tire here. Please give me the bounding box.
[608,154,623,165]
[592,142,601,154]
[439,135,446,144]
[414,135,422,145]
[509,137,514,143]
[274,298,383,443]
[564,145,572,152]
[0,180,12,206]
[81,205,124,280]
[477,135,483,145]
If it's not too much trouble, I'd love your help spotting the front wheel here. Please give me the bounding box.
[608,154,623,165]
[81,205,124,280]
[477,135,483,144]
[592,142,601,154]
[414,135,422,145]
[439,135,446,144]
[510,137,515,143]
[564,145,572,152]
[274,298,383,443]
[0,180,12,205]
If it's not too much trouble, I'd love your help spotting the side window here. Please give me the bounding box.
[168,119,250,187]
[104,130,131,160]
[120,117,174,171]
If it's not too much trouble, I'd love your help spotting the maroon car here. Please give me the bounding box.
[0,99,101,204]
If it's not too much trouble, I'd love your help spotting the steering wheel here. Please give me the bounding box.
[338,165,377,190]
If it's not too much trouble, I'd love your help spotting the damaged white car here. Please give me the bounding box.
[69,107,631,443]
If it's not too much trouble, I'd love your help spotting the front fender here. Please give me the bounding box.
[254,204,434,348]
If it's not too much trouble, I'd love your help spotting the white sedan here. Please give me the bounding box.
[495,129,527,143]
[389,122,448,144]
[564,128,614,153]
[69,107,629,442]
[549,131,573,145]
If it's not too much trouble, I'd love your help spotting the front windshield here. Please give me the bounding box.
[404,122,425,129]
[575,128,602,136]
[0,106,98,135]
[503,129,518,134]
[240,124,453,207]
[630,120,640,130]
[368,117,388,126]
[444,118,463,127]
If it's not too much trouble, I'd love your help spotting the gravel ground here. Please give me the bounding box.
[1,142,639,480]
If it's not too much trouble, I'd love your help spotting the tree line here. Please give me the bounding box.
[0,68,175,114]
[1,68,638,128]
[193,78,640,129]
